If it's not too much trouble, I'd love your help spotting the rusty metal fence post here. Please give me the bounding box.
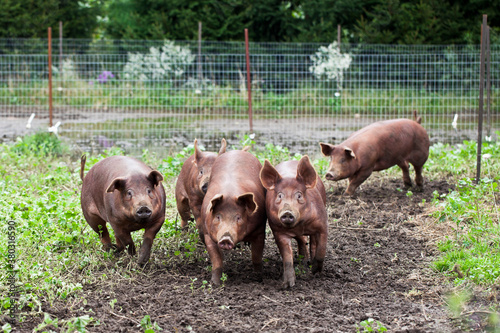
[245,29,253,133]
[48,27,53,128]
[476,15,489,184]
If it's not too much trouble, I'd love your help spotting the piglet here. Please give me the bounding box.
[81,155,166,265]
[201,150,267,286]
[175,138,226,232]
[320,115,429,195]
[260,155,328,288]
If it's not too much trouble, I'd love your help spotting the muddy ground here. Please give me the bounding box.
[13,173,483,332]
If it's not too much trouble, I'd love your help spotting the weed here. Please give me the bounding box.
[13,131,66,157]
[139,314,162,333]
[355,318,388,332]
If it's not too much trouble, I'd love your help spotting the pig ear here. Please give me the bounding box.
[218,138,227,155]
[259,159,281,191]
[320,142,335,156]
[147,170,163,186]
[237,192,258,215]
[106,178,127,193]
[345,147,356,159]
[207,194,223,214]
[194,139,202,165]
[297,155,317,189]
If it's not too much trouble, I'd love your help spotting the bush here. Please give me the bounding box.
[13,132,66,157]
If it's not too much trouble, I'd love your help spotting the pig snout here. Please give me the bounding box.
[200,178,210,194]
[136,206,152,219]
[325,171,336,180]
[279,210,296,226]
[201,182,208,194]
[218,233,235,250]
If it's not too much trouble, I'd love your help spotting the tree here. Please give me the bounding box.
[0,0,102,38]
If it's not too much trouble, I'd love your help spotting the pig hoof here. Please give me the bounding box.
[281,279,295,289]
[103,244,117,252]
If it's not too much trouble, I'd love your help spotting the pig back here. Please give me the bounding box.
[347,119,429,162]
[203,150,267,231]
[83,156,153,193]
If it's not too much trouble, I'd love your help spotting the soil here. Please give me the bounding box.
[12,173,473,333]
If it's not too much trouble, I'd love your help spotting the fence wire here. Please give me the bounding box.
[0,39,498,154]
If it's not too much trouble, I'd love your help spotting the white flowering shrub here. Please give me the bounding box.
[309,42,352,89]
[123,40,195,81]
[52,58,79,80]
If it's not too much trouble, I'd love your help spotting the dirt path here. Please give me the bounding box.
[18,174,456,332]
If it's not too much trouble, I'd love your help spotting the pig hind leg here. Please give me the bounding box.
[84,211,114,251]
[413,164,424,189]
[311,232,327,274]
[397,161,412,188]
[295,235,310,267]
[176,196,192,230]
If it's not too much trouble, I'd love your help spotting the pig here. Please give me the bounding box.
[175,138,227,232]
[201,150,267,286]
[260,155,328,288]
[80,155,166,265]
[320,115,430,196]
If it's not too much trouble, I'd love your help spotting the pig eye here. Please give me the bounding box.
[127,190,133,197]
[277,192,284,199]
[295,192,303,200]
[236,215,242,223]
[215,215,221,223]
[199,169,204,175]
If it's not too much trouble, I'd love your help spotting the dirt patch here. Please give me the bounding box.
[15,174,460,332]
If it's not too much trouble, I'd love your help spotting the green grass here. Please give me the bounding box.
[0,131,499,328]
[2,79,497,115]
[428,136,500,285]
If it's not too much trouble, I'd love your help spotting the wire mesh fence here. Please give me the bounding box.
[0,39,498,155]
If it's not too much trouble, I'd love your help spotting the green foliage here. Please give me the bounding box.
[12,131,66,157]
[0,0,102,39]
[430,140,500,285]
[140,315,162,333]
[355,318,388,332]
[354,0,476,44]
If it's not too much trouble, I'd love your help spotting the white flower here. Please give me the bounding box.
[334,92,340,97]
[249,133,255,139]
[309,42,352,90]
[482,154,492,160]
[123,40,195,81]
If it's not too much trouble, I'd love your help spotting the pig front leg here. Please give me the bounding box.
[250,232,265,282]
[346,169,373,195]
[311,232,328,274]
[204,233,224,286]
[113,227,136,256]
[137,219,164,265]
[274,233,295,288]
